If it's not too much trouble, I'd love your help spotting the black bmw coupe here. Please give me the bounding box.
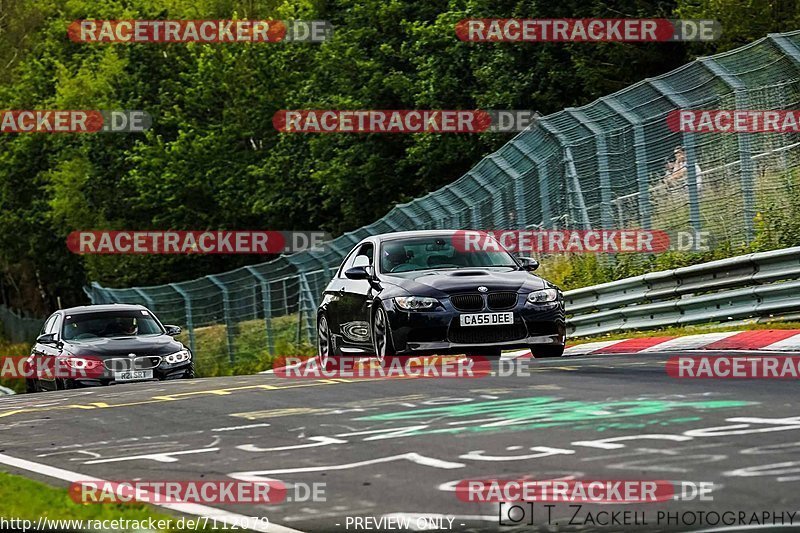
[316,230,566,365]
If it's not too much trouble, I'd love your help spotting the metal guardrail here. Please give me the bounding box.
[565,247,800,337]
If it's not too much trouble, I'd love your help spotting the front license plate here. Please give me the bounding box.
[460,312,514,327]
[114,369,153,382]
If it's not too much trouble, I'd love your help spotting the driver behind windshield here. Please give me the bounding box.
[118,318,138,336]
[381,244,410,272]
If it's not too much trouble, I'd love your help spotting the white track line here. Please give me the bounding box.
[0,453,303,533]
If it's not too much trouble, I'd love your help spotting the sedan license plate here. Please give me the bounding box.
[460,312,514,327]
[114,369,153,382]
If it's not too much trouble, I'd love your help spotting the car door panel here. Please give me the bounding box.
[338,248,376,349]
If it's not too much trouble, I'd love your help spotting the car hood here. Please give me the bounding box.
[64,335,184,358]
[381,267,548,296]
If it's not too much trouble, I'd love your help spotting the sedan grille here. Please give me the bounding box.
[450,294,484,312]
[487,291,518,310]
[448,322,528,344]
[103,356,162,371]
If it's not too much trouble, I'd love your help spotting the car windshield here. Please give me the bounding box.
[379,235,517,273]
[62,310,164,341]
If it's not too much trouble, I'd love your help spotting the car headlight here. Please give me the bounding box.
[165,349,191,364]
[394,296,440,310]
[63,357,102,370]
[526,288,559,304]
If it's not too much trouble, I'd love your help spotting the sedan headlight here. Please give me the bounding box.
[526,288,559,304]
[63,357,103,370]
[165,349,191,364]
[394,296,440,310]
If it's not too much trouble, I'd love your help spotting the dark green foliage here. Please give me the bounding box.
[0,0,793,313]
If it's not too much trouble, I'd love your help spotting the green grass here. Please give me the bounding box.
[179,315,314,378]
[0,471,210,532]
[0,340,32,394]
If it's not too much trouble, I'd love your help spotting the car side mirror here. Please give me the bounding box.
[345,266,372,280]
[518,257,540,271]
[164,325,182,336]
[36,333,58,345]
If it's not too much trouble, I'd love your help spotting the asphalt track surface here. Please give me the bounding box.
[2,349,800,533]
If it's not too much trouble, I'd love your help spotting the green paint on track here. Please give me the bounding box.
[356,396,755,437]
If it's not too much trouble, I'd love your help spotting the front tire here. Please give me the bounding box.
[317,314,335,369]
[25,378,37,394]
[372,306,396,360]
[530,344,565,358]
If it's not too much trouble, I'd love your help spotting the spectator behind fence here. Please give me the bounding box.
[663,146,703,190]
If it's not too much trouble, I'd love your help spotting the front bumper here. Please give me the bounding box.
[69,358,193,387]
[384,295,566,354]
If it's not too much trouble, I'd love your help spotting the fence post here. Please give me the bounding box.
[649,78,703,235]
[207,275,235,365]
[298,273,316,344]
[602,96,652,229]
[700,57,756,242]
[567,108,613,229]
[133,288,155,310]
[489,154,528,227]
[508,141,554,229]
[537,119,591,229]
[245,267,275,356]
[170,283,196,356]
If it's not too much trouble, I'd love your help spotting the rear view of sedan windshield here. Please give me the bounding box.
[62,310,164,340]
[380,237,517,273]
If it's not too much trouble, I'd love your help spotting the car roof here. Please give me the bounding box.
[368,230,476,243]
[60,304,149,315]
